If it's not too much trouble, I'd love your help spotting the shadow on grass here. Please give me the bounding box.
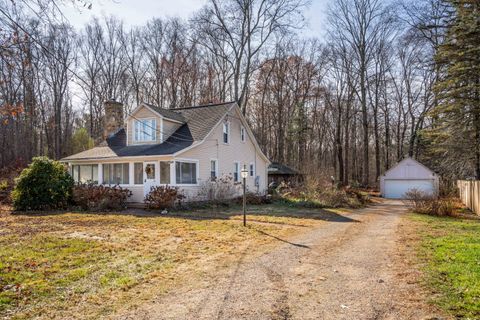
[255,229,311,249]
[9,202,360,224]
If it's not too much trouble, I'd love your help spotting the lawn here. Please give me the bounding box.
[0,204,337,319]
[410,214,480,319]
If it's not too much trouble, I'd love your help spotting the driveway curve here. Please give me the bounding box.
[117,199,442,320]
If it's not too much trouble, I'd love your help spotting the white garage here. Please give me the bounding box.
[380,157,439,199]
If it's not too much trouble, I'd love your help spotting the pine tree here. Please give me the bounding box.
[430,0,480,179]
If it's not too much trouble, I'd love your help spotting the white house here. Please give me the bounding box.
[380,157,439,199]
[61,100,270,202]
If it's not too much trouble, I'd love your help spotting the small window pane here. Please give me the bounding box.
[234,163,239,182]
[223,123,229,143]
[210,160,217,179]
[73,164,98,183]
[102,164,110,184]
[160,162,170,184]
[249,164,254,177]
[175,161,197,184]
[92,165,98,183]
[135,119,156,142]
[103,163,129,184]
[134,163,143,184]
[72,165,79,182]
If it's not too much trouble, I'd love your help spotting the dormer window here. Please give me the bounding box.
[134,118,156,142]
[223,122,230,144]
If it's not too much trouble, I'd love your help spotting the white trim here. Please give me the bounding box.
[174,103,269,163]
[233,161,240,182]
[128,103,184,124]
[381,157,435,177]
[101,162,131,186]
[143,161,159,197]
[133,117,157,143]
[160,118,164,142]
[133,162,143,185]
[64,155,174,163]
[232,106,270,163]
[210,158,219,179]
[222,121,230,144]
[159,160,172,184]
[174,158,200,186]
[64,103,271,165]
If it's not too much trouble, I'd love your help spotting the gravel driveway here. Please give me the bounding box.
[117,199,443,320]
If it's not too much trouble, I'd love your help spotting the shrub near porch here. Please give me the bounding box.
[0,206,325,319]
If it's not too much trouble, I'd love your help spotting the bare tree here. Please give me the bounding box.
[194,0,306,113]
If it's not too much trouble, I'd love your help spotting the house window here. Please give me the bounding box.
[233,162,240,182]
[223,122,229,144]
[134,118,156,142]
[241,126,246,142]
[134,163,143,184]
[210,159,218,179]
[103,163,129,185]
[160,161,170,184]
[249,163,255,177]
[175,161,197,184]
[71,164,98,183]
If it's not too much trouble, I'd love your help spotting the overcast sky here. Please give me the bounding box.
[60,0,329,39]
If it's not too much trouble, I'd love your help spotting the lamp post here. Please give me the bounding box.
[241,165,249,226]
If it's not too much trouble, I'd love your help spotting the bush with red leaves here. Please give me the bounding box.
[144,185,185,210]
[72,183,132,211]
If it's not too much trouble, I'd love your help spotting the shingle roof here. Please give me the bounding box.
[143,103,186,123]
[61,102,235,161]
[268,162,302,175]
[176,102,235,141]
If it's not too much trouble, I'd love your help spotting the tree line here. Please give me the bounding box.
[0,0,478,185]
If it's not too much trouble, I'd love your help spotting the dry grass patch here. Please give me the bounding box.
[0,206,325,319]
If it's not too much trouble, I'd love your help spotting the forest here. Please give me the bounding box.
[0,0,479,186]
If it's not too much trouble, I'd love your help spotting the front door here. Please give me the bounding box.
[143,162,157,197]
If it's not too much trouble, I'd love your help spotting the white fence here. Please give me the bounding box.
[457,180,480,215]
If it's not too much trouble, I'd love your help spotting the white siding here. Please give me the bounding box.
[68,106,269,203]
[176,108,268,200]
[127,106,181,145]
[380,158,439,199]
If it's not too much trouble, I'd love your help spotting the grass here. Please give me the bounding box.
[410,213,480,319]
[0,204,337,319]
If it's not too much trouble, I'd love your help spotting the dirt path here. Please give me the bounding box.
[116,200,443,320]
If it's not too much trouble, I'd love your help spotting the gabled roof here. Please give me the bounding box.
[268,162,301,175]
[61,101,239,161]
[62,125,194,161]
[141,103,186,123]
[381,157,436,177]
[176,102,235,141]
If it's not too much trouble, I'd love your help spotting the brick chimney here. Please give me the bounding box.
[103,99,124,139]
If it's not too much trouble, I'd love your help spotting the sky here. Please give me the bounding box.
[60,0,329,39]
[59,0,329,109]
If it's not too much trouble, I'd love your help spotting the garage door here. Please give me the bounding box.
[384,179,435,199]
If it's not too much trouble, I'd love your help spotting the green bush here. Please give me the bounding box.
[11,157,74,210]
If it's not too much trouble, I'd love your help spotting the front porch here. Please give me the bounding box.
[68,156,201,203]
